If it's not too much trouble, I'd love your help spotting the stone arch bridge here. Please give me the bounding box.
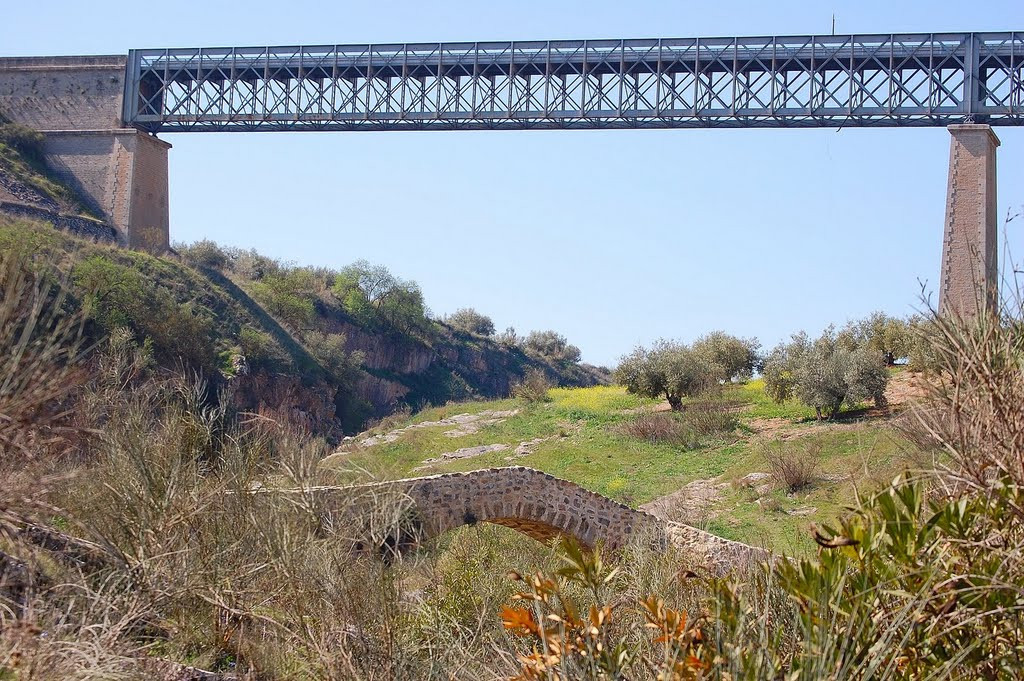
[307,466,763,572]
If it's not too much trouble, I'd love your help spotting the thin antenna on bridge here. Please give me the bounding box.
[832,14,836,35]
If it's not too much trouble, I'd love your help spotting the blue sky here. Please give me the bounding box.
[4,1,1023,365]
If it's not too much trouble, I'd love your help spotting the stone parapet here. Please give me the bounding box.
[0,55,127,130]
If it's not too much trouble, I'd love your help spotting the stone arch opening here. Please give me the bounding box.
[403,467,659,551]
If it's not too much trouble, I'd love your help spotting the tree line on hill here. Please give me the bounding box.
[178,239,593,372]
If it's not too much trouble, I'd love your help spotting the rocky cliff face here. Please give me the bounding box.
[325,318,435,374]
[322,317,605,419]
[225,372,340,436]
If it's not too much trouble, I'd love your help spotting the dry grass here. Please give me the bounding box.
[618,395,737,448]
[618,412,691,445]
[0,251,89,464]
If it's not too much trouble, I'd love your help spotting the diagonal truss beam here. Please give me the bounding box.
[124,32,1024,132]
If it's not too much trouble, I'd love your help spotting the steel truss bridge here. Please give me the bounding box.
[123,32,1024,133]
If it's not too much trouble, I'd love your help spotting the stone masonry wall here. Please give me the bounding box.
[40,130,125,221]
[127,131,171,251]
[36,129,170,250]
[0,56,126,130]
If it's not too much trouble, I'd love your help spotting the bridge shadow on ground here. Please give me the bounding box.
[199,266,324,382]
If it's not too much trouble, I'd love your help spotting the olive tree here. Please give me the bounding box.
[447,307,496,337]
[615,340,720,411]
[522,330,582,365]
[842,312,913,366]
[762,326,888,420]
[692,331,761,382]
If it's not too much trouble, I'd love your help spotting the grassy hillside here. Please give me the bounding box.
[327,375,918,555]
[0,216,604,436]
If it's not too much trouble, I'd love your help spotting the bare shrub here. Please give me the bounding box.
[682,395,739,436]
[905,288,1024,491]
[759,439,821,493]
[176,239,228,270]
[511,368,552,403]
[618,412,692,445]
[446,307,495,337]
[521,330,581,365]
[619,398,735,449]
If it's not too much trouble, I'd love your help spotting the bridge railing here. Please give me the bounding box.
[123,32,1024,131]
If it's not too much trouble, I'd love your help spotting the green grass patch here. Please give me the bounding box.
[338,383,918,556]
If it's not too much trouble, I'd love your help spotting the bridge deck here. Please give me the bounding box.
[123,32,1024,132]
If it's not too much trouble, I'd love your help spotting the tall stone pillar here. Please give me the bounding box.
[939,124,1000,317]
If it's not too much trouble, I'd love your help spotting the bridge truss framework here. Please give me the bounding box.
[124,32,1024,132]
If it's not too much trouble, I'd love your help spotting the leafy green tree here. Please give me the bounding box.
[304,330,364,386]
[692,331,761,382]
[249,270,317,330]
[331,260,428,334]
[446,307,496,337]
[615,340,720,411]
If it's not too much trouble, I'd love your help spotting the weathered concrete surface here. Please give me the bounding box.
[0,55,126,130]
[0,56,170,251]
[313,466,768,572]
[939,124,1000,317]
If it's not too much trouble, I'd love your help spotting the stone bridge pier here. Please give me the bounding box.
[0,56,169,252]
[939,124,1000,317]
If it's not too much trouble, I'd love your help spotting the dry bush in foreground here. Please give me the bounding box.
[759,439,821,493]
[906,307,1024,491]
[0,251,88,463]
[683,394,739,436]
[7,232,1024,679]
